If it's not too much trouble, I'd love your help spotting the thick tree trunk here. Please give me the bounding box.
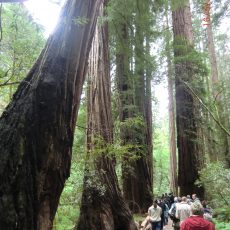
[172,0,204,197]
[76,4,137,230]
[120,0,153,213]
[0,0,102,229]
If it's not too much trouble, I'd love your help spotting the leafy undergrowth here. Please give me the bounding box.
[214,219,230,230]
[133,213,148,226]
[54,207,80,230]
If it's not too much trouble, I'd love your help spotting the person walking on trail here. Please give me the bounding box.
[175,196,191,225]
[202,200,213,223]
[192,194,200,203]
[148,200,162,230]
[158,199,166,230]
[164,199,169,226]
[169,197,180,230]
[180,202,215,230]
[186,195,192,205]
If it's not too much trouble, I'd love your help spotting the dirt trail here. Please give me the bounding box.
[164,219,174,230]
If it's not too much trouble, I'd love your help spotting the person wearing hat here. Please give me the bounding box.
[180,202,215,230]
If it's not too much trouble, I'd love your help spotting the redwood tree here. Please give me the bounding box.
[76,4,137,230]
[172,0,204,197]
[165,7,178,195]
[204,0,230,165]
[112,0,153,212]
[0,0,102,229]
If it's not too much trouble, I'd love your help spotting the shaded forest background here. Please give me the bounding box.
[0,0,230,229]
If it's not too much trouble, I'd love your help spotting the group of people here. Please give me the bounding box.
[141,193,215,230]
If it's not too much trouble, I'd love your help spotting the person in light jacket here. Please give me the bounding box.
[148,200,162,230]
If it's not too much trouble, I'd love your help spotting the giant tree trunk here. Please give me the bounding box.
[0,0,102,229]
[76,4,137,230]
[172,0,204,197]
[120,0,153,213]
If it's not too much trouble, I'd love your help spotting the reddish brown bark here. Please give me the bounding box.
[172,0,204,197]
[118,1,153,213]
[76,4,137,230]
[0,0,102,229]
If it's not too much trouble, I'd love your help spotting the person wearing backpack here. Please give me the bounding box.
[168,197,180,230]
[175,197,191,225]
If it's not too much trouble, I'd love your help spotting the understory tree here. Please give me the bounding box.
[0,3,45,111]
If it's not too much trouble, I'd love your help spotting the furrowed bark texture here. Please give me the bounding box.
[76,5,137,230]
[0,0,102,229]
[172,0,204,197]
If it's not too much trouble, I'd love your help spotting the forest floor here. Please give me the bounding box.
[164,219,173,229]
[135,215,174,229]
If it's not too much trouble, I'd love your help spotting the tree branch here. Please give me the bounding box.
[0,81,20,87]
[182,80,230,137]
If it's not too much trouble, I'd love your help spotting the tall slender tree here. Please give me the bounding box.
[76,3,137,230]
[0,0,102,228]
[204,0,230,165]
[165,6,178,195]
[172,0,204,197]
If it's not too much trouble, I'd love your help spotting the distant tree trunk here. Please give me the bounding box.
[172,0,204,197]
[145,37,153,195]
[76,4,137,230]
[0,0,102,229]
[165,13,178,195]
[205,1,230,165]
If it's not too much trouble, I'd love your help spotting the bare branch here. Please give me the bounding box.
[0,81,20,87]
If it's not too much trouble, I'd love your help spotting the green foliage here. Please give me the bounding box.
[196,162,230,206]
[153,117,170,196]
[0,4,45,111]
[214,207,230,222]
[214,218,230,230]
[55,105,86,229]
[212,0,230,26]
[173,37,208,77]
[72,17,89,26]
[196,163,230,225]
[171,0,190,11]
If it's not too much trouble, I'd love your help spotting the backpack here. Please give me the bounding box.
[168,204,179,222]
